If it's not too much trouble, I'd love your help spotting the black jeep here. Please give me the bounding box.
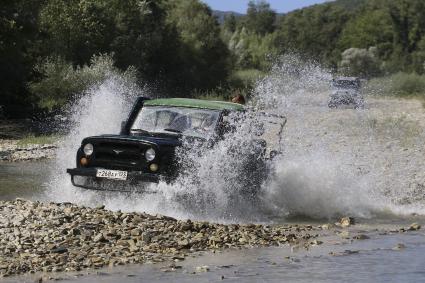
[67,97,285,192]
[328,77,364,109]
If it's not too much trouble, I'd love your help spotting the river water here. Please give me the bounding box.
[0,160,49,201]
[1,160,425,283]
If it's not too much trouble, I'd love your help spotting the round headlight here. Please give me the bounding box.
[145,148,156,161]
[83,143,94,156]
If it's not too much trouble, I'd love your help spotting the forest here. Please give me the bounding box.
[1,0,425,118]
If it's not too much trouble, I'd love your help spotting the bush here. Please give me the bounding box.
[29,54,138,112]
[228,28,277,70]
[228,69,265,89]
[339,47,381,78]
[366,72,425,98]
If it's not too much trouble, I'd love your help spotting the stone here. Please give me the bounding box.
[321,224,334,230]
[0,199,325,277]
[130,228,142,236]
[310,239,323,246]
[209,236,222,243]
[196,265,210,272]
[392,243,406,250]
[177,239,190,248]
[408,223,421,231]
[93,233,105,242]
[353,234,370,240]
[339,217,355,227]
[338,231,350,239]
[50,247,68,254]
[141,232,152,244]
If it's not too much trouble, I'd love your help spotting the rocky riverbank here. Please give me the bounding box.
[0,199,326,277]
[0,140,57,161]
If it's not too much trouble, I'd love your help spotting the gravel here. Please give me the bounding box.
[0,199,323,277]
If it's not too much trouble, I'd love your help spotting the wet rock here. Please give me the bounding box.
[50,246,68,254]
[353,234,370,240]
[408,223,421,231]
[196,265,210,272]
[0,199,323,277]
[329,250,359,256]
[320,224,335,230]
[392,243,406,251]
[339,217,355,228]
[310,239,323,246]
[337,231,350,239]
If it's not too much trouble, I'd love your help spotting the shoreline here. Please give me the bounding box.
[0,139,57,162]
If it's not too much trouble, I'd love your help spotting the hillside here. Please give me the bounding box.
[332,0,367,10]
[212,10,244,23]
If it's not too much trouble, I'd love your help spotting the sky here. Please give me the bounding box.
[201,0,331,14]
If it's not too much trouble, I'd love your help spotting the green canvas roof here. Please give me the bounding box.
[144,98,244,111]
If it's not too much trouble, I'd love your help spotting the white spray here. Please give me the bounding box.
[44,55,425,222]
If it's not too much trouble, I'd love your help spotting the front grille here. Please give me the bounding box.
[90,141,147,170]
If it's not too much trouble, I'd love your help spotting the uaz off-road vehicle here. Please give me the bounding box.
[328,77,364,109]
[67,98,285,192]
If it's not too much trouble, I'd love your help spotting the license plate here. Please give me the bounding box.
[96,169,127,180]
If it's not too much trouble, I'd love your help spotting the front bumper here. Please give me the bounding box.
[67,167,161,192]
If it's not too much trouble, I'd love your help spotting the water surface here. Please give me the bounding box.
[0,160,49,200]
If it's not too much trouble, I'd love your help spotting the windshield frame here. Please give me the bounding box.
[332,80,360,89]
[130,105,222,139]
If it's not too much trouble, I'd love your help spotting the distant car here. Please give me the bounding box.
[328,77,364,109]
[67,97,286,194]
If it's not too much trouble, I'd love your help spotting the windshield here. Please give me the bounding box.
[333,80,360,89]
[130,106,220,138]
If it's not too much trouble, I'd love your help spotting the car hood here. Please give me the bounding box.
[82,134,182,147]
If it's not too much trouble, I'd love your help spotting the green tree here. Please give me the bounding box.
[275,3,350,66]
[411,37,425,73]
[223,14,237,33]
[388,0,425,71]
[0,0,43,117]
[246,0,276,35]
[29,54,138,111]
[167,0,230,92]
[338,8,393,59]
[109,0,180,87]
[229,27,277,70]
[40,0,113,65]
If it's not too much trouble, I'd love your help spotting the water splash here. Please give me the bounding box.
[44,55,425,222]
[44,75,140,205]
